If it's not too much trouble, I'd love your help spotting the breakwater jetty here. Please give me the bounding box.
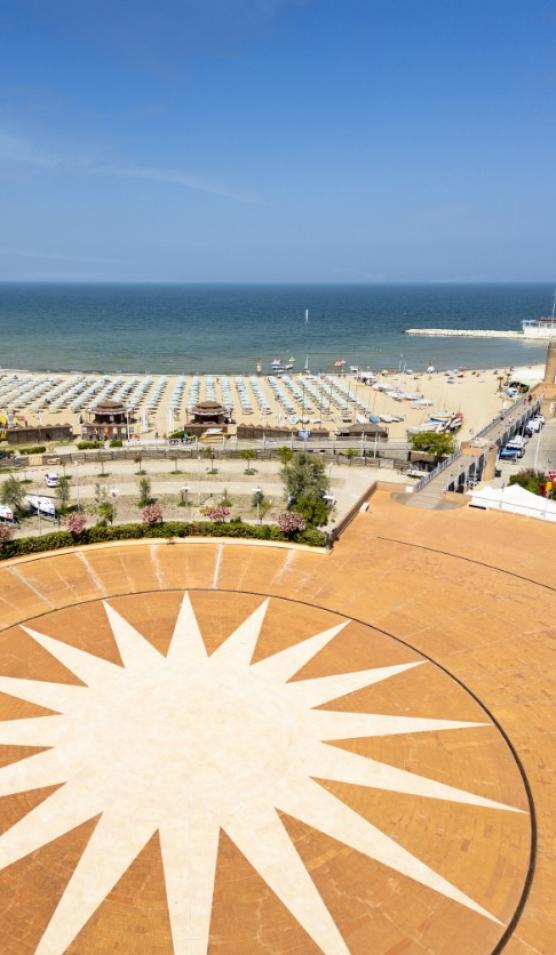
[404,328,524,339]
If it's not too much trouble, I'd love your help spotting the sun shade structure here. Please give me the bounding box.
[190,400,229,424]
[469,482,556,522]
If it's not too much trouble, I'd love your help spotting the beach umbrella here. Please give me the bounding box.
[334,359,346,367]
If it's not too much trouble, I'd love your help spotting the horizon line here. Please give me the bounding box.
[0,279,554,287]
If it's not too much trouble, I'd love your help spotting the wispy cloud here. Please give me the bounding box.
[93,162,261,204]
[0,127,260,204]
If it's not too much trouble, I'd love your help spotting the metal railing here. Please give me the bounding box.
[413,397,542,494]
[413,451,459,492]
[473,395,539,441]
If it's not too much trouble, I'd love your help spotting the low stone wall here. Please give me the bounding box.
[328,479,412,545]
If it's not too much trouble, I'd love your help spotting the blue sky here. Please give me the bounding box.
[0,0,555,282]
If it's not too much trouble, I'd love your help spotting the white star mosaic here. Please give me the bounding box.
[0,595,523,954]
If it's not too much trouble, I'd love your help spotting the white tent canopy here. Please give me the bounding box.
[469,483,556,523]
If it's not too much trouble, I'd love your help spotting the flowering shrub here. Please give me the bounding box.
[142,503,163,525]
[276,511,306,536]
[0,520,326,561]
[201,505,230,523]
[65,513,87,536]
[0,524,13,544]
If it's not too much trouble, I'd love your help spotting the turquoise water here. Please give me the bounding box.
[0,283,551,374]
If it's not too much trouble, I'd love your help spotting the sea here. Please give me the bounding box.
[0,283,552,375]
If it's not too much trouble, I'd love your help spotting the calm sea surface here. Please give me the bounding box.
[0,283,551,374]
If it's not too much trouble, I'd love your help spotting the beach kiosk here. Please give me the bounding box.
[190,400,229,426]
[81,399,134,441]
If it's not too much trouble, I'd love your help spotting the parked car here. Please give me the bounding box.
[44,472,59,488]
[0,504,15,523]
[499,446,521,461]
[525,417,542,434]
[506,437,527,454]
[506,435,527,449]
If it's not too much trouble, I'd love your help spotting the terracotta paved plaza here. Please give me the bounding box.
[0,489,554,954]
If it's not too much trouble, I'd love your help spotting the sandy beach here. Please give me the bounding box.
[0,364,544,444]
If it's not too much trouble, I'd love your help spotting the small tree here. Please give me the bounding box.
[282,451,329,504]
[277,511,306,537]
[345,448,357,466]
[0,523,13,546]
[276,446,293,467]
[57,475,71,513]
[93,483,115,524]
[241,449,257,474]
[202,505,230,523]
[169,452,181,474]
[201,447,218,473]
[142,503,163,525]
[251,489,271,523]
[97,501,115,525]
[220,488,232,507]
[295,491,330,527]
[409,431,455,458]
[137,476,152,507]
[94,482,107,506]
[1,476,25,516]
[134,453,145,475]
[65,513,86,536]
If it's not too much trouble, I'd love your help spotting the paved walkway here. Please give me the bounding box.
[408,395,542,509]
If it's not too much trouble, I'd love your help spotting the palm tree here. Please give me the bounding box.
[276,446,293,467]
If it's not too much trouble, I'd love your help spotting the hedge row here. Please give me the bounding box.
[0,520,326,560]
[17,445,46,455]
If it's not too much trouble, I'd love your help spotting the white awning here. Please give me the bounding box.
[469,483,556,522]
